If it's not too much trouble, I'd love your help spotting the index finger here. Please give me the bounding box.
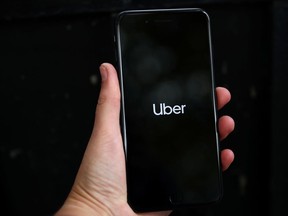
[216,87,231,110]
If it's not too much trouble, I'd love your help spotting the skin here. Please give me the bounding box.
[55,63,235,216]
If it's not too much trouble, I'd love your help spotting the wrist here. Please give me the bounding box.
[55,202,109,216]
[55,190,113,216]
[55,189,134,216]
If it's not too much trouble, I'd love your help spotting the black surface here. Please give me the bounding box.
[271,1,288,216]
[0,0,286,216]
[0,0,271,20]
[0,13,115,215]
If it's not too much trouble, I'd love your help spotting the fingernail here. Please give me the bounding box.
[100,64,108,81]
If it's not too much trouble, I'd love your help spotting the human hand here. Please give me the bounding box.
[55,63,235,216]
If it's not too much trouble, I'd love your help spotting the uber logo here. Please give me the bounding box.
[153,103,186,116]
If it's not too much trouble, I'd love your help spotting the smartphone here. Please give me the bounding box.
[115,8,222,212]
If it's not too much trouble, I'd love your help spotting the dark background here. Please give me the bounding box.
[0,0,287,215]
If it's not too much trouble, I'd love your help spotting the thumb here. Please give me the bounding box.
[59,64,127,215]
[92,63,121,138]
[80,62,124,179]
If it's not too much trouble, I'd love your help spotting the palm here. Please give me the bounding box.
[55,63,234,216]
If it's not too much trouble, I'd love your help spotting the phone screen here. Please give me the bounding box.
[116,9,222,212]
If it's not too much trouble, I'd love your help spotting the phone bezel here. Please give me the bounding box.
[115,8,222,212]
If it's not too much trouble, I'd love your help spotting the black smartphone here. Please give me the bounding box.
[115,8,222,212]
